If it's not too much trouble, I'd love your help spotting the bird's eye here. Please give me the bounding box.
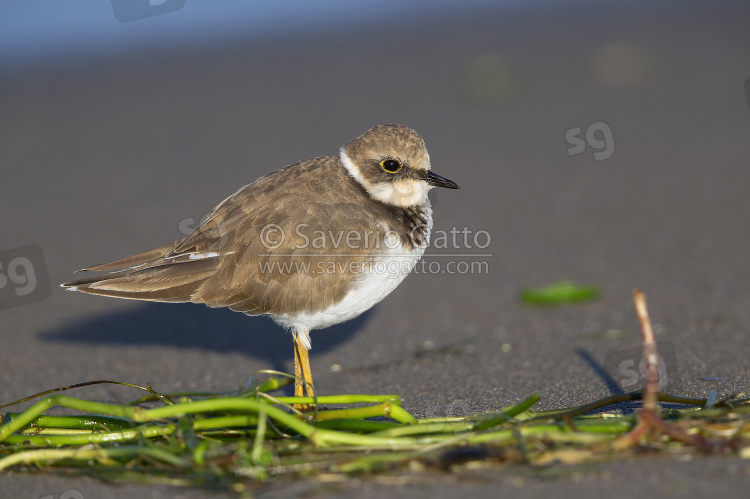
[380,159,403,173]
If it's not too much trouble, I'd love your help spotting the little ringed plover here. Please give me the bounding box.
[63,124,459,403]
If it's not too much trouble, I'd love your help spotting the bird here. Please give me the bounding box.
[62,124,459,406]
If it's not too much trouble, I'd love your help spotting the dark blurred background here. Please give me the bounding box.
[2,0,750,497]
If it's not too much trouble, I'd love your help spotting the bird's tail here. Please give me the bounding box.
[62,241,216,303]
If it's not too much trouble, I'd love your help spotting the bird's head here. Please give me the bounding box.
[340,124,458,207]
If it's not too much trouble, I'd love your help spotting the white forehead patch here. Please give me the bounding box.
[340,149,431,207]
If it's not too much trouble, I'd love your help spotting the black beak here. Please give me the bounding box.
[424,170,459,189]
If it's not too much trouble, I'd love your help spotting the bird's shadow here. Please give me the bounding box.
[576,348,624,397]
[574,348,689,414]
[40,302,371,375]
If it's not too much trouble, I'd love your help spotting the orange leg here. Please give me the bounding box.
[293,333,315,409]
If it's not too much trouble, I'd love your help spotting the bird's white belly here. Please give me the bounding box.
[273,241,427,349]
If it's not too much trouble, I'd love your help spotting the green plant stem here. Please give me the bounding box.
[534,392,709,419]
[0,395,421,448]
[3,413,132,430]
[3,425,175,446]
[313,419,401,433]
[311,401,418,425]
[0,445,190,472]
[273,394,403,405]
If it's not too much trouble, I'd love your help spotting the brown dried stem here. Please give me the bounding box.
[613,290,712,451]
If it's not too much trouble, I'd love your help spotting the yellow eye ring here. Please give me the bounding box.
[380,158,403,173]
